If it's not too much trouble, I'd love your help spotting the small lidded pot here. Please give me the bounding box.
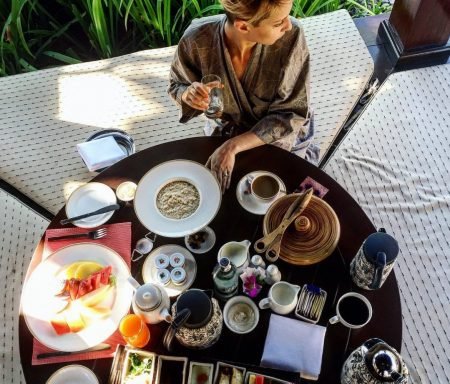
[156,269,171,286]
[154,254,170,269]
[163,289,223,351]
[170,253,185,268]
[171,267,187,286]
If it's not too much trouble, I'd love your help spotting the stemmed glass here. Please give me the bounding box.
[201,74,224,119]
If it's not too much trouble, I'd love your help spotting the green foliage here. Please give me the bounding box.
[0,0,391,76]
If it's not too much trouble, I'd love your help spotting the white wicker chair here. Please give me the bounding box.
[0,188,49,384]
[0,10,373,214]
[324,64,450,383]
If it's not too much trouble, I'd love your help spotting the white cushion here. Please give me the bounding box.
[324,64,450,383]
[0,189,49,383]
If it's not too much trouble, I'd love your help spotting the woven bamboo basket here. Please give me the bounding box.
[263,194,340,265]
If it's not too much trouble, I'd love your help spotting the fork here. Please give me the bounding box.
[48,227,108,241]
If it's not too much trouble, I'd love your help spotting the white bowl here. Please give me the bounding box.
[46,365,98,384]
[223,295,259,334]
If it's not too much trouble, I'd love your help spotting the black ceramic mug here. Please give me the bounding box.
[350,228,399,290]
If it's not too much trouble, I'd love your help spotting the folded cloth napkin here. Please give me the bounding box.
[261,314,326,381]
[77,136,127,172]
[31,222,131,365]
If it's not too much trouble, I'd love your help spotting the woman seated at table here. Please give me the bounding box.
[168,0,319,190]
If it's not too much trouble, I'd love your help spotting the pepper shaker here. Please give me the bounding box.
[251,255,266,269]
[265,264,281,285]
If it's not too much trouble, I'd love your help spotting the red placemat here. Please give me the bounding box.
[31,222,131,365]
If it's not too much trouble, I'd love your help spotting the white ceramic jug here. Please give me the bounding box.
[128,276,172,324]
[259,281,300,315]
[217,240,251,273]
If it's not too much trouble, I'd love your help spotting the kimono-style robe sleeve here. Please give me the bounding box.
[168,15,311,152]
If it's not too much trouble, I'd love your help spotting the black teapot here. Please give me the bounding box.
[341,338,409,384]
[163,289,223,351]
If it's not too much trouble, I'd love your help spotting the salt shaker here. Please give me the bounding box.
[265,264,281,285]
[251,255,266,269]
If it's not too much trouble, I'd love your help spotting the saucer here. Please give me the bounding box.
[65,182,117,228]
[236,171,286,215]
[142,245,197,298]
[46,365,99,384]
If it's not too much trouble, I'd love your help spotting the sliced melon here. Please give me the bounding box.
[63,262,85,279]
[78,285,112,307]
[80,305,111,321]
[50,313,71,335]
[73,262,103,280]
[64,306,85,333]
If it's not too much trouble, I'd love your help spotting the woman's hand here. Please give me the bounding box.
[181,82,209,111]
[206,140,237,192]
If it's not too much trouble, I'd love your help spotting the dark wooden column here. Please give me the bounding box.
[379,0,450,69]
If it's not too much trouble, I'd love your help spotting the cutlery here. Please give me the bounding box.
[60,204,120,225]
[36,343,111,359]
[109,344,126,384]
[254,188,314,262]
[48,228,108,241]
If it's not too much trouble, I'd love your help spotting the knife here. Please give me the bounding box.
[60,204,120,225]
[37,343,111,359]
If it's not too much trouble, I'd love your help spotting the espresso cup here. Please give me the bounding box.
[250,174,280,202]
[329,292,372,329]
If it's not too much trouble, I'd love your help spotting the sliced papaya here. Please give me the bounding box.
[50,313,71,335]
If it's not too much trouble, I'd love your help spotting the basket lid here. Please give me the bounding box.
[263,194,340,265]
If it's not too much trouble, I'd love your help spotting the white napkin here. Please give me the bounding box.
[261,314,326,381]
[77,136,127,172]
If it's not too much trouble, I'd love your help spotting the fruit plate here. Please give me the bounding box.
[21,243,132,352]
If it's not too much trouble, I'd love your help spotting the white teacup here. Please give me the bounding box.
[329,292,372,329]
[250,174,280,202]
[259,281,300,315]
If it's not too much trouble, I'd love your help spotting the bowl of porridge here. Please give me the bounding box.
[134,160,221,238]
[156,179,200,220]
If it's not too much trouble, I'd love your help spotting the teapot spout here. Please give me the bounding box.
[127,276,141,291]
[160,307,173,323]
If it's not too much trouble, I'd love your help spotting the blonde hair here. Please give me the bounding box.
[220,0,289,26]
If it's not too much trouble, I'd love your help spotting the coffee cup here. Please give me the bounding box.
[250,174,281,202]
[329,292,372,329]
[259,281,300,315]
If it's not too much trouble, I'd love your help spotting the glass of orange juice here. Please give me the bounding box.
[119,314,150,348]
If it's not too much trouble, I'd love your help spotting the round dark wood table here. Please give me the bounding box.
[19,137,402,383]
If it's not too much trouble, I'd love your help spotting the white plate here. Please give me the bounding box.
[134,160,221,237]
[66,183,117,228]
[22,243,132,352]
[46,365,99,384]
[142,245,197,298]
[236,171,286,215]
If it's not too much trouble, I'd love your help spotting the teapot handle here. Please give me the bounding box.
[162,308,191,352]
